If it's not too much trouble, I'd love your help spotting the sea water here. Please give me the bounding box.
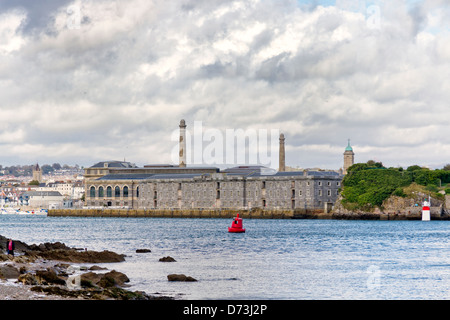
[0,215,449,300]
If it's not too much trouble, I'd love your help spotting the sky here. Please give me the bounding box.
[0,0,449,171]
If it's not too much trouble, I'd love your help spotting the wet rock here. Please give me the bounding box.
[81,270,130,288]
[0,235,31,253]
[167,274,197,282]
[159,256,176,262]
[28,241,72,252]
[89,265,107,271]
[136,249,151,253]
[36,249,125,263]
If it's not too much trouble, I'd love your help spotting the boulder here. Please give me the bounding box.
[89,265,107,271]
[81,270,130,288]
[136,249,151,253]
[0,264,20,279]
[159,256,176,262]
[36,249,125,263]
[167,274,197,282]
[35,269,66,285]
[18,273,38,285]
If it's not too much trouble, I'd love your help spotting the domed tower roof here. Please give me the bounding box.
[345,139,353,152]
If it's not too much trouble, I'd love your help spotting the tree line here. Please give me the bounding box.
[0,163,81,177]
[341,161,450,210]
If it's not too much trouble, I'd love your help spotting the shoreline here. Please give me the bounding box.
[0,236,174,301]
[48,208,450,220]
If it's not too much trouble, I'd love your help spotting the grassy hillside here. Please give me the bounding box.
[340,161,450,211]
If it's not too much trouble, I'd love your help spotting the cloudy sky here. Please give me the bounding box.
[0,0,449,170]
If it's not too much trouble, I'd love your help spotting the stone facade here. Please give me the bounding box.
[85,168,342,211]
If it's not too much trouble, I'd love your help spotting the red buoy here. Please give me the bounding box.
[228,213,245,233]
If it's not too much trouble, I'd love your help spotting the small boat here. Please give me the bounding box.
[228,213,245,233]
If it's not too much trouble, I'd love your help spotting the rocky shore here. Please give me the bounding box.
[0,235,173,300]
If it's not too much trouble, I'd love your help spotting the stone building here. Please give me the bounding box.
[83,120,344,211]
[85,166,341,211]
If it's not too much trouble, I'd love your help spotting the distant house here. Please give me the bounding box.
[22,191,64,209]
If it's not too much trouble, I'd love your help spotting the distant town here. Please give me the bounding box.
[0,163,84,210]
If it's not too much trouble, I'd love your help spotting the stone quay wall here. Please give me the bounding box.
[48,208,328,219]
[48,207,450,220]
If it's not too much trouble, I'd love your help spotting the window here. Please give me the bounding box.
[327,190,331,196]
[90,186,95,198]
[98,187,104,198]
[136,187,139,198]
[107,186,112,197]
[115,186,120,198]
[123,186,129,198]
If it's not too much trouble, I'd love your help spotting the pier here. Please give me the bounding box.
[48,208,326,219]
[48,208,450,219]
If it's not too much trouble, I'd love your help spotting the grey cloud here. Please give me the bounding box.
[0,0,449,169]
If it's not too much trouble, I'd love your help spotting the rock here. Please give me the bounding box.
[159,256,176,262]
[136,249,151,253]
[0,264,20,279]
[35,269,66,286]
[18,273,38,285]
[81,270,130,288]
[0,235,31,253]
[36,249,125,263]
[167,274,197,282]
[89,265,107,271]
[28,241,73,252]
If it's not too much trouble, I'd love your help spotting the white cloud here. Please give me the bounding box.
[0,9,27,54]
[0,0,449,170]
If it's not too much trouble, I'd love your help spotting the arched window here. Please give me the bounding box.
[123,186,128,198]
[115,186,120,198]
[90,186,96,198]
[98,186,104,198]
[107,186,112,197]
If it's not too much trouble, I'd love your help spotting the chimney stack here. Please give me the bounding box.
[179,119,187,167]
[279,133,285,172]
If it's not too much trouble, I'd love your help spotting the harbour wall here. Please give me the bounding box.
[48,207,450,220]
[48,208,325,219]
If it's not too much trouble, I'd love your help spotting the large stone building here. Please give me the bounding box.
[84,120,344,211]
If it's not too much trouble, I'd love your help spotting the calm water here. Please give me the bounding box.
[1,215,449,300]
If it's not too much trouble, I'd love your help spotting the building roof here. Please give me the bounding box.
[222,166,277,175]
[97,174,155,181]
[90,161,138,169]
[345,139,353,152]
[23,191,63,197]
